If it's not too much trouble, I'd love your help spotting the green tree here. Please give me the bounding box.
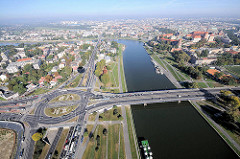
[200,49,209,57]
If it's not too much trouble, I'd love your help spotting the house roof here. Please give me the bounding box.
[207,69,220,76]
[17,58,32,62]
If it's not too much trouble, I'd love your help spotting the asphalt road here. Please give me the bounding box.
[0,121,24,159]
[45,127,63,159]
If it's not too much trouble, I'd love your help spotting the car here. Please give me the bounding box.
[20,149,24,157]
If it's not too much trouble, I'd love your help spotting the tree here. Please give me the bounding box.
[103,128,107,136]
[173,50,190,63]
[18,43,24,48]
[187,82,199,88]
[32,132,43,141]
[113,109,118,115]
[111,41,118,49]
[200,49,209,57]
[214,72,224,79]
[230,96,240,109]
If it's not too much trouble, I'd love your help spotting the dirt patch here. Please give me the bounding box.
[0,129,16,159]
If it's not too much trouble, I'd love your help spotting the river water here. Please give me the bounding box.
[118,39,238,159]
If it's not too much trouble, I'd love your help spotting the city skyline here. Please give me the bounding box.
[1,0,240,23]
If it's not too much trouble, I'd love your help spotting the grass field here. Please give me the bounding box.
[44,105,77,117]
[88,113,97,121]
[94,125,107,159]
[118,44,127,92]
[49,94,80,103]
[99,107,122,121]
[108,124,120,159]
[66,74,82,88]
[119,124,126,159]
[38,144,50,159]
[225,66,240,77]
[125,107,138,159]
[82,125,99,159]
[30,88,49,96]
[53,128,69,159]
[0,97,6,101]
[197,82,208,88]
[152,54,167,70]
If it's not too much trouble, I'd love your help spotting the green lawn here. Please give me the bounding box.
[33,140,46,159]
[0,97,6,101]
[82,126,99,159]
[94,125,107,159]
[119,124,126,159]
[65,74,82,88]
[44,105,77,117]
[225,66,240,77]
[108,124,120,159]
[125,107,138,159]
[99,107,123,121]
[151,54,167,70]
[49,94,80,103]
[118,44,127,92]
[197,82,208,88]
[30,88,49,96]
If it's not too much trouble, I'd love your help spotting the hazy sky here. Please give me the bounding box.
[1,0,240,21]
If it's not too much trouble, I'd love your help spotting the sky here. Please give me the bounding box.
[0,0,240,22]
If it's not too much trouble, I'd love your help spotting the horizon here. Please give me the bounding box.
[1,0,240,24]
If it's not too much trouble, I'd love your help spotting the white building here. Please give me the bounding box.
[59,63,65,69]
[0,74,7,81]
[33,59,42,69]
[6,65,19,73]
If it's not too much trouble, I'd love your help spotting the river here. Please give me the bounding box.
[118,39,238,159]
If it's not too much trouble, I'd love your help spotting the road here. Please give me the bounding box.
[45,127,63,159]
[0,121,24,159]
[0,36,240,159]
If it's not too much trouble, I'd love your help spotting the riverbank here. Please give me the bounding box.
[190,100,240,156]
[143,45,182,88]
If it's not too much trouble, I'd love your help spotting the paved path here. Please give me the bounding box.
[121,106,132,159]
[118,58,123,93]
[191,100,240,153]
[87,120,121,125]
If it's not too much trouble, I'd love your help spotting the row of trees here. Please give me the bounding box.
[215,52,240,66]
[177,63,203,80]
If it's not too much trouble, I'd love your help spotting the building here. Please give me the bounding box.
[33,59,42,69]
[0,74,7,81]
[104,56,111,63]
[195,57,217,65]
[59,63,65,69]
[6,65,19,73]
